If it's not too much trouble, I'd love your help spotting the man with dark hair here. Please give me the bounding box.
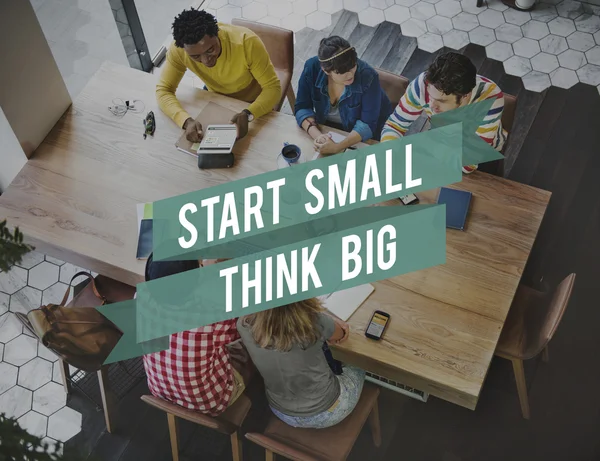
[140,255,246,416]
[381,52,507,174]
[156,9,281,142]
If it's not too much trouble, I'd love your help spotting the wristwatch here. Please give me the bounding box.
[242,109,254,122]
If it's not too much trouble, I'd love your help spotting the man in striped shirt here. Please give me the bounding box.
[381,52,507,174]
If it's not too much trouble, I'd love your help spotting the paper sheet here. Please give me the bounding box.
[322,284,375,321]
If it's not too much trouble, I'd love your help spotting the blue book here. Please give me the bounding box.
[437,187,472,231]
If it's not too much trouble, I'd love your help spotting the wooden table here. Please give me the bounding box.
[0,61,551,411]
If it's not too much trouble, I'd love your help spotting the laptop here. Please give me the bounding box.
[437,187,472,231]
[196,124,237,155]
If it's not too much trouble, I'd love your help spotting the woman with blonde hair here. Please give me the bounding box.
[237,298,365,428]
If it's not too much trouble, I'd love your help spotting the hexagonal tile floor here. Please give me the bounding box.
[0,253,91,452]
[206,0,600,93]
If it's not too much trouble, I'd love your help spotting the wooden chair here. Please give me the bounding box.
[141,393,252,461]
[374,68,409,108]
[245,382,381,461]
[495,273,576,419]
[232,18,295,113]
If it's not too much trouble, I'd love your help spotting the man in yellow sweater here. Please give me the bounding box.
[157,9,281,142]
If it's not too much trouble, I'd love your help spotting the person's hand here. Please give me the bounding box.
[315,138,343,155]
[328,318,350,345]
[183,118,203,143]
[231,111,249,140]
[314,133,331,145]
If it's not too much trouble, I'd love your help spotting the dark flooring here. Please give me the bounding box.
[64,10,600,461]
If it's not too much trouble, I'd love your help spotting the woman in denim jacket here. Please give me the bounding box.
[295,36,392,155]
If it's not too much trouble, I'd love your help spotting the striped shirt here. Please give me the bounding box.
[381,72,507,151]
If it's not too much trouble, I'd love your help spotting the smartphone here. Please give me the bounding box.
[399,194,419,205]
[365,310,390,340]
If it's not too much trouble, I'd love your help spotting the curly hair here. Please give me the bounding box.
[425,52,476,102]
[318,36,358,74]
[172,8,219,48]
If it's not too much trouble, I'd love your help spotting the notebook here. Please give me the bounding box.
[321,284,375,321]
[136,203,153,260]
[437,187,472,231]
[175,102,238,157]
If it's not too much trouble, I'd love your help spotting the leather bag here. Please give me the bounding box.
[16,271,135,372]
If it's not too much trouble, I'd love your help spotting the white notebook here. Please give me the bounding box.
[321,284,375,321]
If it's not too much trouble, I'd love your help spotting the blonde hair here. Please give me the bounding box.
[244,298,325,352]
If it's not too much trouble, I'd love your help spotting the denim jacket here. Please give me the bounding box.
[294,57,392,141]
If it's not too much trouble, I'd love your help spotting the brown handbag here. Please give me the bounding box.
[17,271,135,372]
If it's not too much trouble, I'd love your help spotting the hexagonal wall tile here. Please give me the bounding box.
[0,386,32,419]
[568,31,596,51]
[217,5,242,23]
[460,0,482,14]
[522,20,550,39]
[344,0,369,12]
[550,67,579,88]
[0,361,18,394]
[503,8,530,26]
[385,5,410,24]
[318,0,344,13]
[577,63,600,85]
[242,2,267,20]
[548,17,576,37]
[359,7,385,26]
[434,0,461,18]
[16,252,45,270]
[29,262,59,291]
[0,312,22,343]
[18,411,48,439]
[487,0,508,11]
[559,48,587,69]
[58,264,90,285]
[259,15,282,26]
[469,26,496,46]
[47,407,82,443]
[282,13,307,31]
[396,0,419,7]
[33,382,67,416]
[426,15,453,34]
[531,52,560,72]
[418,32,444,52]
[230,0,253,7]
[10,286,42,315]
[294,0,318,15]
[479,9,505,29]
[0,266,28,295]
[5,334,38,366]
[208,0,228,8]
[307,10,332,29]
[38,342,59,363]
[0,342,4,361]
[540,34,568,54]
[531,3,558,23]
[443,29,469,49]
[18,357,53,391]
[594,30,600,45]
[504,55,533,77]
[370,0,394,9]
[522,70,552,91]
[575,14,600,34]
[410,2,436,20]
[486,40,514,61]
[41,282,69,307]
[0,292,8,316]
[495,23,523,43]
[587,46,600,65]
[452,12,479,32]
[514,38,541,58]
[402,18,427,36]
[44,255,65,266]
[556,0,585,20]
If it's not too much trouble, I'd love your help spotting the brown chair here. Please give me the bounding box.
[374,68,409,108]
[245,382,381,461]
[495,273,576,419]
[232,18,295,113]
[141,393,252,461]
